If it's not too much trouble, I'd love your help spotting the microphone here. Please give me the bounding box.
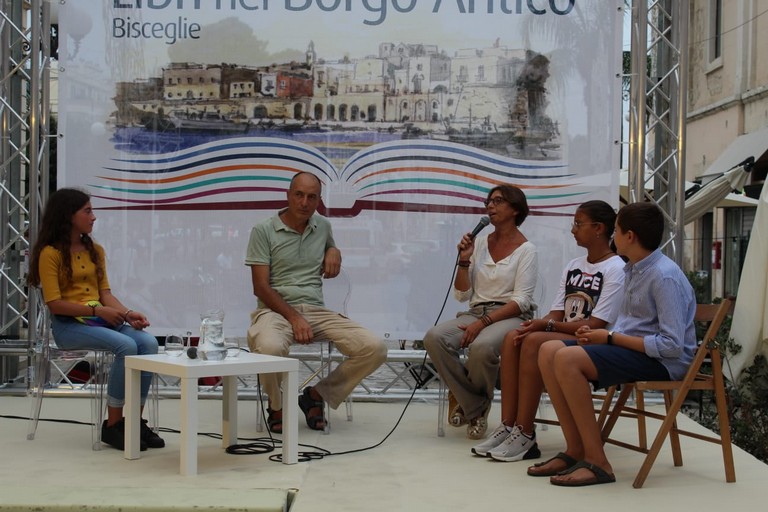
[469,216,490,239]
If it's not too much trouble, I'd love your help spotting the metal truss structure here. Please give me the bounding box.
[626,0,689,263]
[0,1,689,391]
[1,0,51,361]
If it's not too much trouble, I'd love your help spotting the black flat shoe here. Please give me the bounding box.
[140,418,165,448]
[102,419,146,451]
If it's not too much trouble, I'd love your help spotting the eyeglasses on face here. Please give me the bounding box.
[484,196,508,207]
[571,221,600,229]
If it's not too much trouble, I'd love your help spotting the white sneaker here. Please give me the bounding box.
[488,425,541,462]
[470,423,512,457]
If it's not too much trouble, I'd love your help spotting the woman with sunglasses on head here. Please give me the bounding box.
[27,188,164,451]
[424,185,538,440]
[470,200,625,462]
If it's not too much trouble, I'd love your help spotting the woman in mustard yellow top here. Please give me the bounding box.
[28,188,164,451]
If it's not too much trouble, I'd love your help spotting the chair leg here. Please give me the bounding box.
[595,386,617,430]
[255,393,266,433]
[322,341,331,434]
[632,381,692,488]
[345,394,353,422]
[664,390,683,467]
[91,351,111,451]
[321,341,354,426]
[254,371,275,434]
[711,351,736,482]
[437,379,447,437]
[335,342,354,423]
[537,394,549,431]
[634,388,647,451]
[600,385,632,442]
[27,341,49,441]
[145,373,160,433]
[153,374,161,430]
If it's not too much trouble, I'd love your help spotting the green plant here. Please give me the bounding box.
[695,352,768,464]
[726,355,768,463]
[683,295,768,464]
[685,270,710,305]
[681,273,768,463]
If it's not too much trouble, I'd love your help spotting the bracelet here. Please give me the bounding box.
[457,260,471,268]
[91,305,97,316]
[124,309,133,318]
[607,330,614,345]
[480,314,494,327]
[545,319,555,332]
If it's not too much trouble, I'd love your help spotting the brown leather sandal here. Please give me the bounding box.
[527,452,578,477]
[298,387,326,431]
[267,407,283,434]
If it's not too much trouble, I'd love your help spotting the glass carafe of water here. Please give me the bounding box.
[198,309,226,361]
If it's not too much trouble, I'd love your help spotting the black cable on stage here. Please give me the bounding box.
[225,377,332,461]
[6,256,462,462]
[0,414,92,426]
[0,414,225,441]
[229,253,460,462]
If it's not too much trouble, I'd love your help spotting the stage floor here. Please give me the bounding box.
[1,394,767,511]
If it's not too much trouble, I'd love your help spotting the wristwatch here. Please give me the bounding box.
[607,331,614,345]
[545,319,555,332]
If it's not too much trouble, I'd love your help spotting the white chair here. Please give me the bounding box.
[26,289,112,450]
[26,288,158,450]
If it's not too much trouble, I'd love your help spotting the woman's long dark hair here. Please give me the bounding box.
[27,188,104,287]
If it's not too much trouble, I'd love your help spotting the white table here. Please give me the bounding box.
[124,353,299,475]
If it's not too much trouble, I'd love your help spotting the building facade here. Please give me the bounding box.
[685,0,768,299]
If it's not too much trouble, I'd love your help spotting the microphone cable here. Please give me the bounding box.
[225,376,331,461]
[10,240,470,461]
[226,252,463,462]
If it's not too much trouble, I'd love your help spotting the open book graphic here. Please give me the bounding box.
[94,137,589,217]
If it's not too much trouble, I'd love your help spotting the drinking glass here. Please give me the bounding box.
[164,334,185,357]
[225,338,241,359]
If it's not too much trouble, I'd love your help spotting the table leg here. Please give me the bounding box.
[222,375,238,448]
[124,367,142,460]
[180,377,198,476]
[281,368,298,464]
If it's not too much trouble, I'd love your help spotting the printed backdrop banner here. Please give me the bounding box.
[58,1,623,339]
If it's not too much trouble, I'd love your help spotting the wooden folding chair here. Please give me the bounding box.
[532,384,620,431]
[600,299,735,488]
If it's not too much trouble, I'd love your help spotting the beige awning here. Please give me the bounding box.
[619,170,758,210]
[701,126,768,181]
[684,163,756,223]
[716,191,759,208]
